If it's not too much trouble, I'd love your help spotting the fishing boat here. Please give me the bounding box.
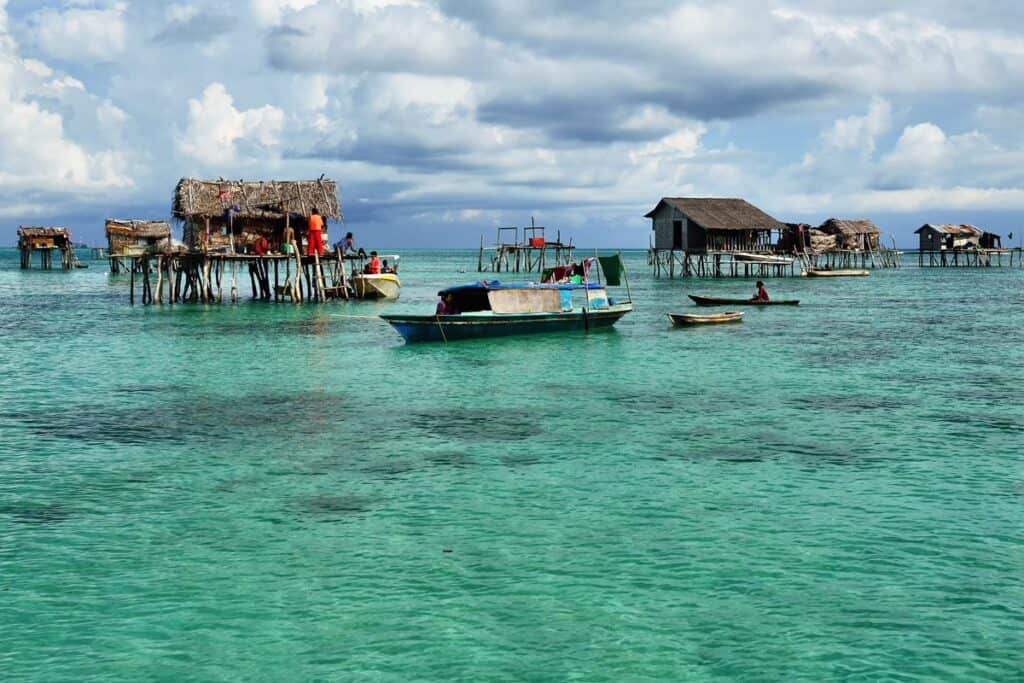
[668,311,743,326]
[349,254,401,299]
[689,295,799,306]
[381,255,632,343]
[733,252,794,265]
[805,268,869,277]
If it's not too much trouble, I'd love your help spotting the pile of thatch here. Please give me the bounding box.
[173,177,341,227]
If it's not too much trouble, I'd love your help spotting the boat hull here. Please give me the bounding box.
[351,273,401,299]
[733,252,794,264]
[381,304,633,343]
[805,269,869,277]
[689,295,799,306]
[668,312,743,326]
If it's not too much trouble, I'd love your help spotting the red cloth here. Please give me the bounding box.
[306,230,324,256]
[755,286,769,301]
[368,257,381,274]
[253,237,269,255]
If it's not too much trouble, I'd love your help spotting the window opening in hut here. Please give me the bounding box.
[672,221,683,249]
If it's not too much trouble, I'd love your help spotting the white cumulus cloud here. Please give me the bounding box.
[30,3,126,62]
[179,83,286,164]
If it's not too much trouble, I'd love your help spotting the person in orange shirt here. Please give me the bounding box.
[306,207,324,256]
[366,250,381,274]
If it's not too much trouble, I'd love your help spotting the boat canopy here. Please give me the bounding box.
[438,280,602,296]
[439,280,605,314]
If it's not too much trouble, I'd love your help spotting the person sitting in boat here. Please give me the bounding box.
[381,259,392,273]
[435,292,459,315]
[752,280,769,302]
[364,251,382,274]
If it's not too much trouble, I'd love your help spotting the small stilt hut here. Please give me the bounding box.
[915,224,1014,267]
[17,227,73,270]
[105,219,172,274]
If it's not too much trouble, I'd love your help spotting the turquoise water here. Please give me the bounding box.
[1,248,1022,681]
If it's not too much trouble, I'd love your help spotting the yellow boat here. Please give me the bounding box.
[350,272,401,299]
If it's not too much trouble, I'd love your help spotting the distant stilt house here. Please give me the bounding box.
[173,177,341,252]
[914,224,1014,267]
[645,197,791,278]
[105,219,172,274]
[818,218,881,251]
[17,227,73,270]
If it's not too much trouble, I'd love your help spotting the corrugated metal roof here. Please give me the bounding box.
[915,223,984,236]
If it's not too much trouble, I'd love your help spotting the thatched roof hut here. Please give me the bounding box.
[645,197,784,252]
[17,227,72,269]
[173,177,341,249]
[105,220,172,254]
[817,218,881,251]
[17,227,71,248]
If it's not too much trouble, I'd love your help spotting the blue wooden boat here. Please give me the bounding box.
[381,256,633,343]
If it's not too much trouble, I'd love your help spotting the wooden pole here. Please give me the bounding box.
[292,240,303,303]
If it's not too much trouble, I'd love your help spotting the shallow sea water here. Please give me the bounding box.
[1,248,1022,681]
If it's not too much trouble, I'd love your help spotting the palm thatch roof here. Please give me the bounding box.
[18,226,70,238]
[172,177,341,225]
[105,219,171,239]
[645,198,784,231]
[818,218,881,236]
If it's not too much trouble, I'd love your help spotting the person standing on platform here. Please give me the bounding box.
[306,208,325,256]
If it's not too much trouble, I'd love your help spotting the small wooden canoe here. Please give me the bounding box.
[689,295,799,307]
[668,311,744,326]
[805,269,869,277]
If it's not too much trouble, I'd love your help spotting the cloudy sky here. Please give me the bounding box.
[2,0,1024,247]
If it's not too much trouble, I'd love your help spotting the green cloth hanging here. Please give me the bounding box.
[598,255,623,286]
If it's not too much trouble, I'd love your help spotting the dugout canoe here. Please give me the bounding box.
[688,295,800,307]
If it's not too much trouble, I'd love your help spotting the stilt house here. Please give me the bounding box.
[645,198,784,253]
[914,224,984,251]
[105,219,173,274]
[817,218,881,251]
[173,177,341,252]
[17,227,73,270]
